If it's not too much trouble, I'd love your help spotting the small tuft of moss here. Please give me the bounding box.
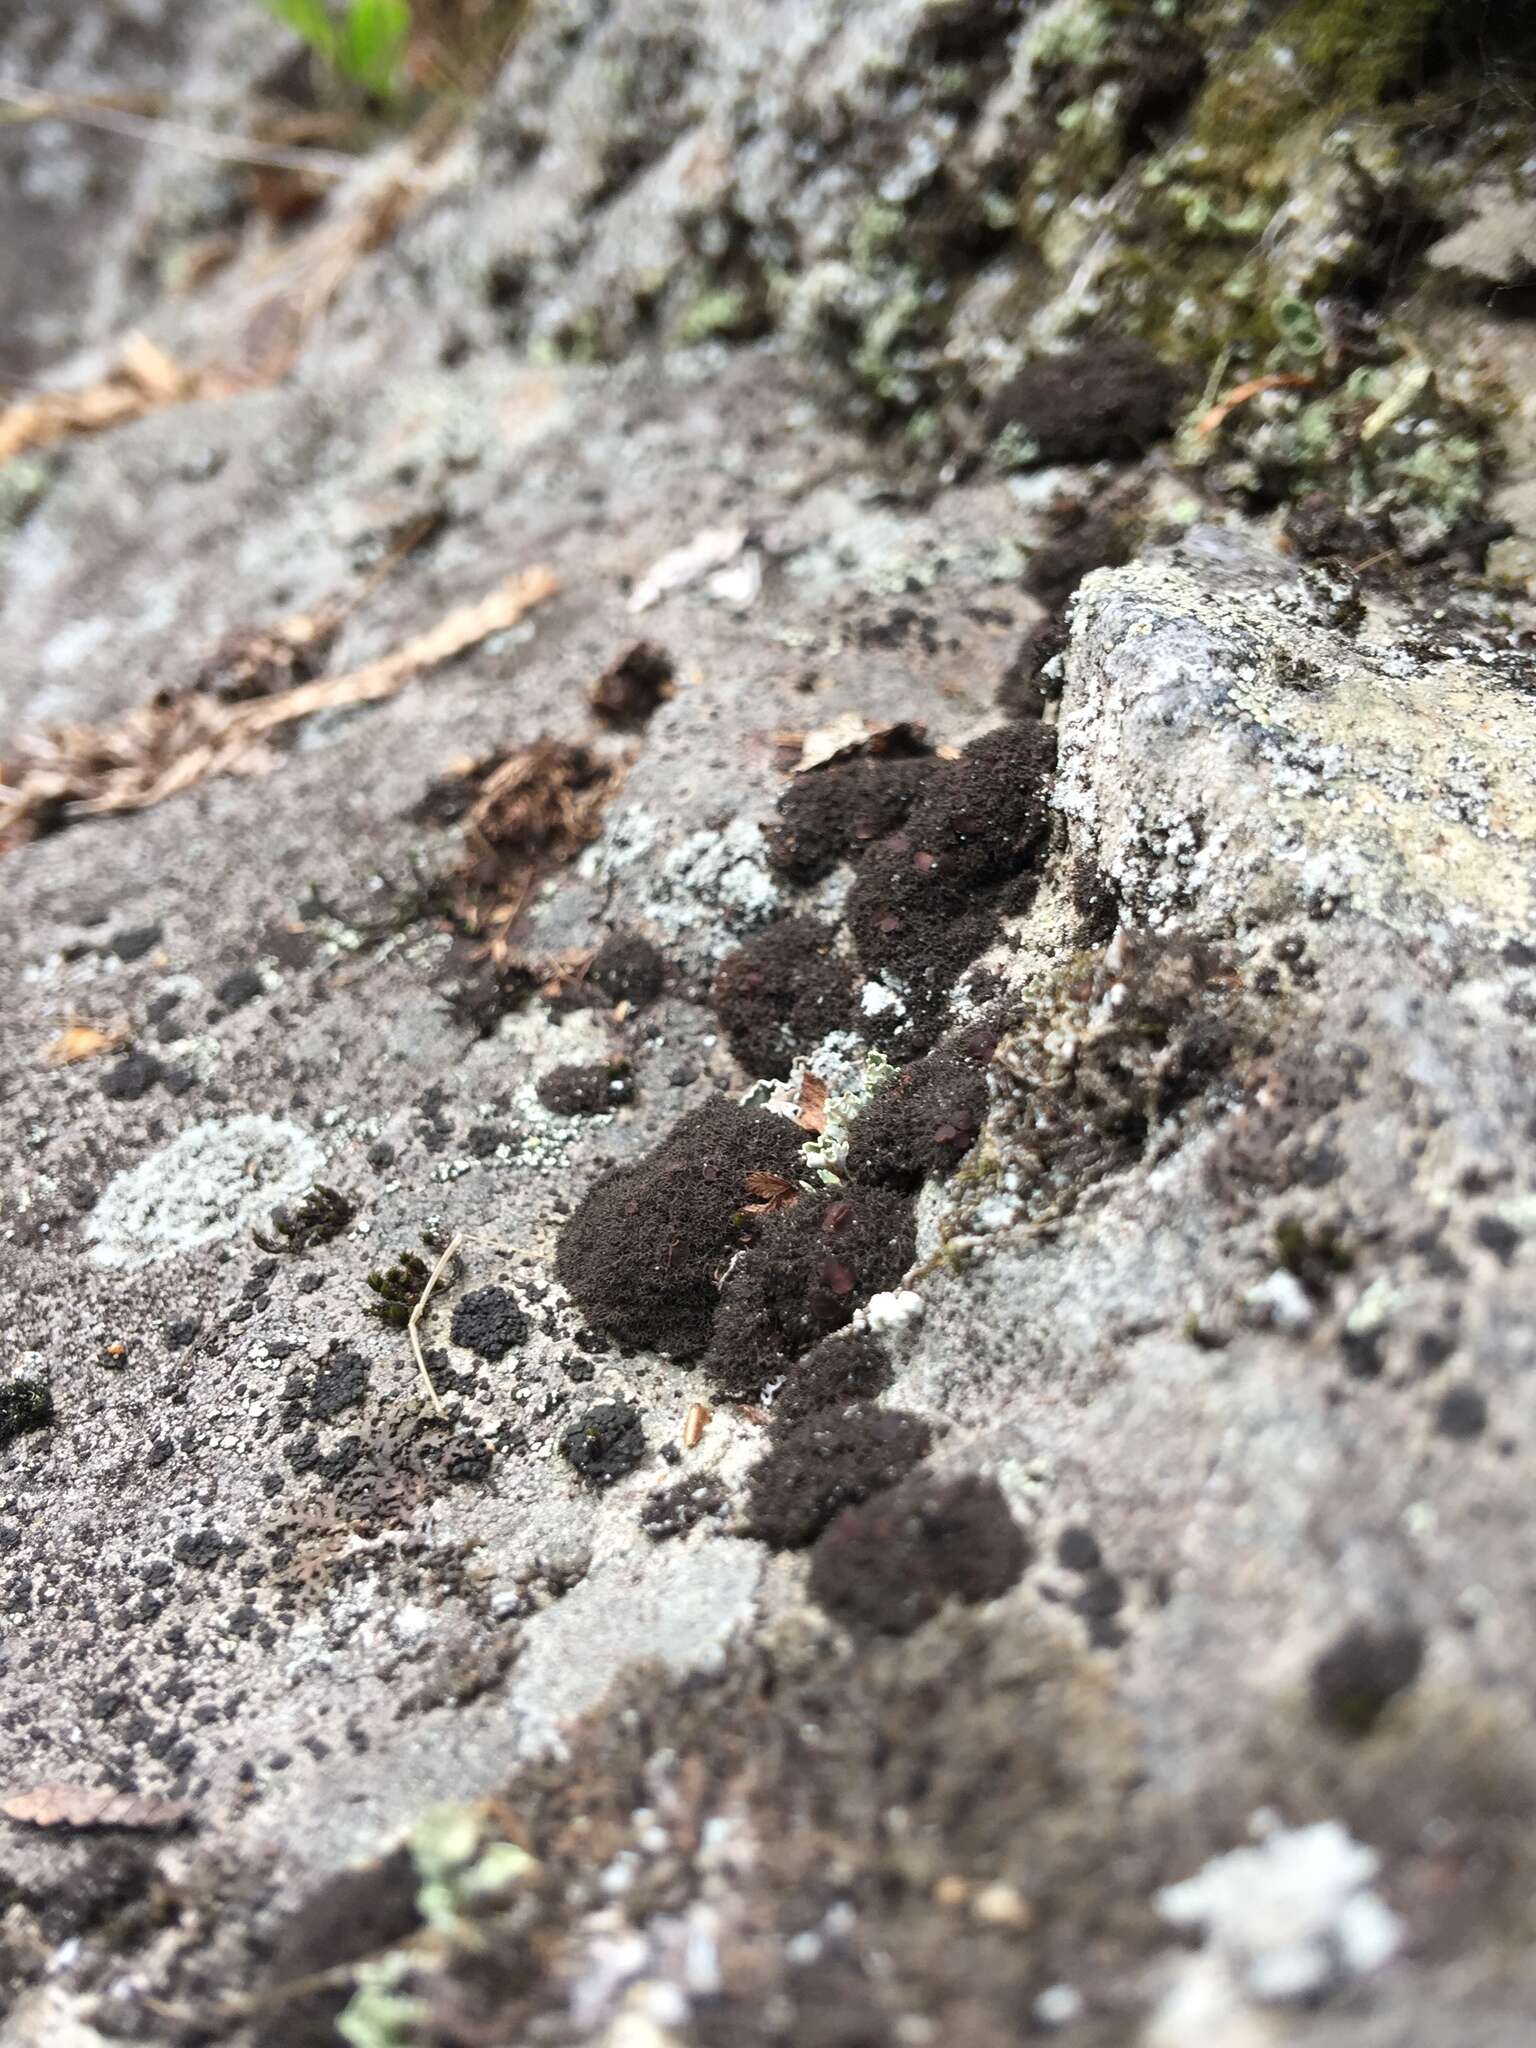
[0,1378,54,1447]
[254,1183,357,1255]
[365,1251,432,1329]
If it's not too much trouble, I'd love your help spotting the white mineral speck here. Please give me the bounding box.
[1152,1817,1401,2026]
[1033,1984,1085,2028]
[863,1288,925,1334]
[860,980,906,1018]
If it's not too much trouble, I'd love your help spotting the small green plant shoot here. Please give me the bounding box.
[263,0,413,100]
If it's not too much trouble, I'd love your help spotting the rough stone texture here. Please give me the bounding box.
[2,4,1536,2046]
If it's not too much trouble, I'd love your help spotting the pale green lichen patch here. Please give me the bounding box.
[1194,357,1494,555]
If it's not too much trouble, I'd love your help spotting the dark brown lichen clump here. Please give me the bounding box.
[584,930,667,1009]
[987,339,1183,465]
[713,917,855,1079]
[996,612,1069,721]
[554,1096,806,1358]
[536,1060,633,1116]
[253,1183,357,1255]
[561,1400,646,1488]
[0,1377,55,1447]
[769,1329,893,1435]
[589,639,674,729]
[844,1042,990,1191]
[996,928,1241,1221]
[746,1403,933,1549]
[809,1472,1031,1635]
[1311,1622,1424,1739]
[846,722,1055,1049]
[707,1185,917,1400]
[764,749,934,885]
[641,1473,729,1540]
[1022,499,1138,612]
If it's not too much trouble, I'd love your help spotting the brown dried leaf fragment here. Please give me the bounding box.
[44,1020,127,1065]
[2,1784,191,1832]
[0,332,206,467]
[795,1073,829,1134]
[743,1171,800,1215]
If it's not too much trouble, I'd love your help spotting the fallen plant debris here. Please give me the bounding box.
[0,564,557,849]
[795,1071,829,1134]
[208,107,459,389]
[742,1170,800,1216]
[792,716,930,775]
[436,736,623,953]
[627,522,748,613]
[0,78,394,182]
[1197,371,1318,438]
[43,1018,128,1064]
[0,331,224,467]
[1,1785,191,1832]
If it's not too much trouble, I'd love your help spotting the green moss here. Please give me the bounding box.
[851,200,905,271]
[0,1378,54,1448]
[0,456,53,536]
[365,1250,431,1328]
[1199,356,1495,551]
[336,1954,427,2048]
[1278,0,1446,103]
[1021,0,1113,74]
[673,286,753,345]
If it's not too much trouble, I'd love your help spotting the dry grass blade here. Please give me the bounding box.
[0,80,397,182]
[0,332,216,466]
[209,100,463,388]
[2,1785,191,1832]
[1197,372,1316,437]
[0,108,459,469]
[0,566,557,848]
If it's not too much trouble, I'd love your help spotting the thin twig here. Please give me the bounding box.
[407,1233,463,1415]
[0,78,426,184]
[406,1228,522,1412]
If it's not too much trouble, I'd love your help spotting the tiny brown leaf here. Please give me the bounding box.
[795,1073,829,1134]
[44,1021,126,1065]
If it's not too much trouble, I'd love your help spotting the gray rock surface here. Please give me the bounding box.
[2,4,1536,2045]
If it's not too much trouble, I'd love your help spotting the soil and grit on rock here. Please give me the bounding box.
[1,3,1536,2046]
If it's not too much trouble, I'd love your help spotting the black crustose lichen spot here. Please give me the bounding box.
[253,1184,358,1255]
[365,1251,432,1329]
